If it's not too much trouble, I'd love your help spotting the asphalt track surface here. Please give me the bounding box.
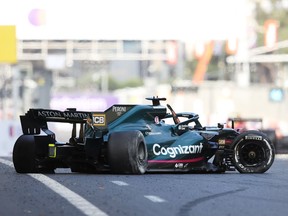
[0,155,288,216]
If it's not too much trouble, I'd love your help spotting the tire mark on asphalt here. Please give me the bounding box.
[0,158,108,216]
[177,187,247,216]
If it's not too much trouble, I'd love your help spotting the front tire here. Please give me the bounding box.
[108,130,148,174]
[232,131,275,173]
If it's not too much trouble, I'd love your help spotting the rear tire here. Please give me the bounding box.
[13,135,38,173]
[13,135,55,173]
[108,130,148,174]
[232,131,275,173]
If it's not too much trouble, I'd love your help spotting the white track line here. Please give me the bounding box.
[111,181,129,186]
[0,158,13,167]
[144,195,166,203]
[276,154,288,160]
[110,181,166,203]
[0,158,108,216]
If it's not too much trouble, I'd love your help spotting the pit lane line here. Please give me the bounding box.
[1,159,167,207]
[110,180,167,203]
[276,154,288,159]
[0,158,108,216]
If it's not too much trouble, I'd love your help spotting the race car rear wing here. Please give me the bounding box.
[20,108,92,138]
[19,105,135,138]
[20,103,159,139]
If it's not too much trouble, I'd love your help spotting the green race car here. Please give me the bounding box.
[13,97,275,174]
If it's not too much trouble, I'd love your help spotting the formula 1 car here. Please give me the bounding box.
[13,97,275,174]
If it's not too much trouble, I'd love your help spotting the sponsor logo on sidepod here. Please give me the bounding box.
[153,143,203,158]
[92,114,106,126]
[112,106,127,116]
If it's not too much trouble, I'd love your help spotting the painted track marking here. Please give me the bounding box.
[0,158,108,216]
[276,154,288,160]
[111,181,129,186]
[144,195,166,203]
[110,181,166,203]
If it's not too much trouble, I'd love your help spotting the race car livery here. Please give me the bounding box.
[13,97,275,174]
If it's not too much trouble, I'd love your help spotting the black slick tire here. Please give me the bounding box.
[13,135,38,173]
[232,130,275,173]
[108,130,148,174]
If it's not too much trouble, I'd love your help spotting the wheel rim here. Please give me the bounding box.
[239,142,266,166]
